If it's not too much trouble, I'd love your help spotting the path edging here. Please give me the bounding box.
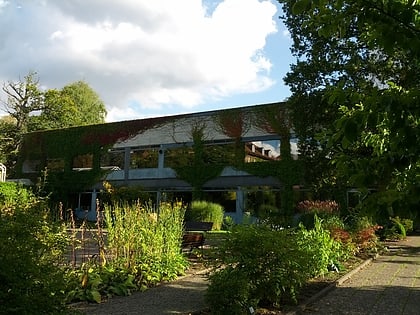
[285,254,379,315]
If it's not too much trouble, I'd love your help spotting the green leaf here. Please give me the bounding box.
[292,0,311,14]
[90,290,102,303]
[344,120,358,143]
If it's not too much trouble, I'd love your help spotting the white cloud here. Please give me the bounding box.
[0,0,280,122]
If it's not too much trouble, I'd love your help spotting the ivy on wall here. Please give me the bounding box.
[17,103,304,214]
[17,116,172,193]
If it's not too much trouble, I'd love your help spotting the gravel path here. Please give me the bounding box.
[71,235,420,315]
[72,268,209,315]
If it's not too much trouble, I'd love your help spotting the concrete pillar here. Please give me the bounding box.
[158,146,165,169]
[124,147,131,181]
[235,186,244,223]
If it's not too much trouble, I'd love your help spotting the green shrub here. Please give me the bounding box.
[206,225,315,313]
[187,200,224,230]
[206,217,350,313]
[0,188,68,314]
[296,216,345,276]
[222,215,235,230]
[206,267,254,315]
[0,182,32,204]
[380,217,413,241]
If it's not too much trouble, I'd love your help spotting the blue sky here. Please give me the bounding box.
[0,0,294,122]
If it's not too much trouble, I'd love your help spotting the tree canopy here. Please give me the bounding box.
[279,0,420,218]
[0,72,107,173]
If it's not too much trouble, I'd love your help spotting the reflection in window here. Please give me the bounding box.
[47,158,65,172]
[101,150,124,169]
[245,140,280,163]
[164,143,237,168]
[73,154,93,170]
[203,144,236,165]
[164,147,193,168]
[22,160,41,173]
[245,186,282,219]
[130,148,158,169]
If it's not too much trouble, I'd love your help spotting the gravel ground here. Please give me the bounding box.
[71,267,210,315]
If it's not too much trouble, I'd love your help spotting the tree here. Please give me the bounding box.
[0,116,19,170]
[60,81,107,126]
[28,81,107,131]
[1,71,44,133]
[1,73,107,176]
[279,0,420,218]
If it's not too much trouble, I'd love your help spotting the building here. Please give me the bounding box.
[17,102,301,222]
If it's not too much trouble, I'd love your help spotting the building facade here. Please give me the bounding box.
[18,102,301,222]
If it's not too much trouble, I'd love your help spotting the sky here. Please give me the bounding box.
[0,0,293,122]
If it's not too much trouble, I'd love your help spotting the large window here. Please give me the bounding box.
[130,148,159,169]
[22,160,41,173]
[73,154,93,170]
[245,186,282,218]
[245,140,280,163]
[101,150,124,169]
[164,143,236,168]
[164,147,192,168]
[47,158,65,172]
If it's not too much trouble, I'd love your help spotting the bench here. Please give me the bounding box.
[182,221,213,253]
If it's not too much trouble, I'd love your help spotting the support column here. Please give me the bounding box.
[158,146,165,169]
[235,186,244,224]
[124,147,131,182]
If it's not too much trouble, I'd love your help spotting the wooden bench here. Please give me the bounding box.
[182,221,213,253]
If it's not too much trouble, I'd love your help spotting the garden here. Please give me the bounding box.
[0,181,414,315]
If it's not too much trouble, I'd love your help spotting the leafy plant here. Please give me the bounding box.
[65,263,137,304]
[207,224,318,313]
[349,216,382,255]
[186,200,224,230]
[380,217,413,241]
[104,201,188,287]
[297,216,345,276]
[0,184,69,314]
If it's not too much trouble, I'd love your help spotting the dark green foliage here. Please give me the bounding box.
[0,185,68,314]
[206,219,345,313]
[65,263,137,304]
[380,217,413,241]
[206,267,255,315]
[279,0,420,215]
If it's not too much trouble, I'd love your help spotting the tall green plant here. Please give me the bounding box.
[104,201,188,287]
[297,215,344,276]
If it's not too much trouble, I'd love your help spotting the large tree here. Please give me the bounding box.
[279,0,420,218]
[1,71,44,133]
[28,81,107,131]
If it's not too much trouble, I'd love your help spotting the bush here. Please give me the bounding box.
[0,182,32,204]
[206,225,315,313]
[380,217,413,241]
[349,216,382,255]
[206,267,254,315]
[206,217,349,314]
[187,200,224,230]
[0,185,68,314]
[296,216,346,276]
